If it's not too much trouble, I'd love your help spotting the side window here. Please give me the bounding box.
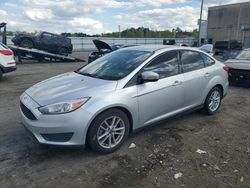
[181,51,205,72]
[144,51,179,79]
[41,33,53,39]
[201,53,215,66]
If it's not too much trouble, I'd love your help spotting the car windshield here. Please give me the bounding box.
[77,50,152,80]
[35,32,42,36]
[235,50,250,60]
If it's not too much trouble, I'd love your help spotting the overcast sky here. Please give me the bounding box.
[0,0,249,34]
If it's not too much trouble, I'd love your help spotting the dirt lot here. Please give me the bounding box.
[0,62,250,188]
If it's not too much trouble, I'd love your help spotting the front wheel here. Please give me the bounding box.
[20,39,33,48]
[0,69,2,80]
[58,47,69,56]
[204,87,222,115]
[87,109,130,153]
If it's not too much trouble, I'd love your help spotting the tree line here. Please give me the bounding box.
[1,27,198,38]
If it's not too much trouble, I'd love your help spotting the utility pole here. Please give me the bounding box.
[118,25,121,38]
[0,22,7,45]
[198,0,204,46]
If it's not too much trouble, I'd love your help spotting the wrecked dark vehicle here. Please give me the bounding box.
[214,40,242,56]
[88,40,123,63]
[225,49,250,87]
[12,32,73,56]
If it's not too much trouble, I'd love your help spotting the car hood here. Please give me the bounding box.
[12,34,34,42]
[25,72,117,106]
[93,40,113,51]
[225,59,250,70]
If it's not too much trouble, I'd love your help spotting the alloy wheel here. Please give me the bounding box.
[208,90,221,112]
[97,116,125,149]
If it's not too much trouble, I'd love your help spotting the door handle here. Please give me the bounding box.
[204,72,210,77]
[172,80,182,86]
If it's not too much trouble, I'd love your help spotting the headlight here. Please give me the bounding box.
[39,97,90,114]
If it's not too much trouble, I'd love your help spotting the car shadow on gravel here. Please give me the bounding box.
[18,110,208,164]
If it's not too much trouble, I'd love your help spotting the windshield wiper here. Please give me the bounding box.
[75,71,118,80]
[76,71,98,78]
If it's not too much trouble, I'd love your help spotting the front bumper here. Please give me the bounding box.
[20,94,93,146]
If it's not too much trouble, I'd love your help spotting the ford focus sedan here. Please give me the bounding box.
[20,46,229,153]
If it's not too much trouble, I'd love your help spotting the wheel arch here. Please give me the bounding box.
[85,106,134,145]
[58,46,70,54]
[202,74,227,103]
[19,37,35,47]
[0,65,4,73]
[214,84,224,95]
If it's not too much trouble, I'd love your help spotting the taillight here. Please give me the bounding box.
[0,50,13,56]
[223,65,230,72]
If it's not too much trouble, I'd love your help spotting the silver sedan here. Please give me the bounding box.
[20,46,229,153]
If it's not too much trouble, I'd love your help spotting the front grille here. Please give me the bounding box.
[229,69,250,87]
[20,102,37,120]
[41,132,74,142]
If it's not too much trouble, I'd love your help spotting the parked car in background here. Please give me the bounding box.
[225,49,250,87]
[12,32,73,56]
[0,42,16,80]
[214,40,242,55]
[222,49,242,60]
[199,44,214,55]
[20,46,228,153]
[88,40,123,63]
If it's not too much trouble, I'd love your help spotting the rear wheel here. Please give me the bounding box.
[0,69,2,80]
[204,87,222,115]
[87,109,130,153]
[20,39,33,48]
[58,47,69,56]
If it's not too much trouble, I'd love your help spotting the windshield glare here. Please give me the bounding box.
[236,50,250,60]
[78,50,152,80]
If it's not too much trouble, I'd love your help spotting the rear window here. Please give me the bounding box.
[235,50,250,60]
[215,41,228,45]
[201,53,215,66]
[214,41,228,48]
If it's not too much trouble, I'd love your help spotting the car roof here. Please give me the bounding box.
[120,45,203,53]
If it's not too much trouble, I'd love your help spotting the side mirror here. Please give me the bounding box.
[141,71,159,82]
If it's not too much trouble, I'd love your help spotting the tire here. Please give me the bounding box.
[87,109,130,153]
[0,69,3,80]
[20,39,34,48]
[204,87,222,115]
[58,47,69,56]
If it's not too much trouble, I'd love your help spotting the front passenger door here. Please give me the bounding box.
[137,51,184,126]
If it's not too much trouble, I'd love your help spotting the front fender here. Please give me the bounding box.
[81,89,139,141]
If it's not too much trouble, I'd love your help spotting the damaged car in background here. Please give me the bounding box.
[12,32,73,56]
[0,42,16,80]
[88,39,123,63]
[225,49,250,87]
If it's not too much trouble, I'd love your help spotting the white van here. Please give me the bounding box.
[0,42,16,79]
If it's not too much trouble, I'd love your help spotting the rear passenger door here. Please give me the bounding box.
[180,50,211,108]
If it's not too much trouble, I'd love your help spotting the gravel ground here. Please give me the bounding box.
[0,62,250,188]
